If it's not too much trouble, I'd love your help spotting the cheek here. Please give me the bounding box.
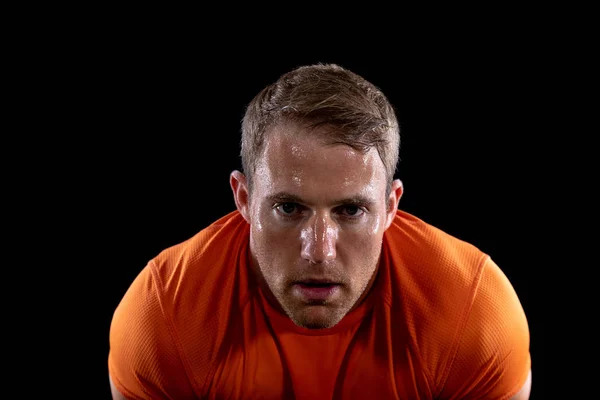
[253,226,293,256]
[250,207,297,271]
[370,215,382,235]
[341,220,385,265]
[252,207,293,245]
[344,234,382,261]
[343,215,385,245]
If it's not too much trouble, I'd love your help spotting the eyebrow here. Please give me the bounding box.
[267,192,375,207]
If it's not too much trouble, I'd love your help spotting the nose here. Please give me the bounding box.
[300,213,338,264]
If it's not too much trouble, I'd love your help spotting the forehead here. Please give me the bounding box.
[254,123,387,202]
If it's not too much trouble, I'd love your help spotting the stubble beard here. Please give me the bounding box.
[283,299,348,329]
[277,281,369,329]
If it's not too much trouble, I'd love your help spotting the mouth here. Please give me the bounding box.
[292,280,341,302]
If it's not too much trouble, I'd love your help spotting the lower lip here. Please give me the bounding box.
[293,284,340,301]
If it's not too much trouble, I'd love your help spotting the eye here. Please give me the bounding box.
[339,205,365,218]
[275,202,300,215]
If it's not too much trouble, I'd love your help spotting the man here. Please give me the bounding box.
[108,63,532,399]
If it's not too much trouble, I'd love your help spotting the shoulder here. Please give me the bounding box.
[435,256,531,398]
[384,210,530,398]
[383,210,489,312]
[151,210,250,298]
[385,209,486,266]
[108,210,251,398]
[130,209,251,337]
[150,209,252,348]
[108,260,198,397]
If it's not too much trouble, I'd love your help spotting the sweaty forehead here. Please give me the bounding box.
[254,123,386,199]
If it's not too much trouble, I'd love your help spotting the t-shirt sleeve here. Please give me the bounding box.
[438,257,531,400]
[108,262,196,399]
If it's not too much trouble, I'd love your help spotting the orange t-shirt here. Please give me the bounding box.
[108,210,530,399]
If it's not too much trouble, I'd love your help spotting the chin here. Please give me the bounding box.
[289,306,347,329]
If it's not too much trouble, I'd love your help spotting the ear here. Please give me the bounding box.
[230,170,251,223]
[384,179,403,230]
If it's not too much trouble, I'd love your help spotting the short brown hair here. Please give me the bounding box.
[241,63,400,193]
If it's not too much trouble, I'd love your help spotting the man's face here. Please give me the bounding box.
[244,123,399,329]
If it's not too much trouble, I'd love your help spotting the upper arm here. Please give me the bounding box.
[439,257,531,399]
[510,368,532,400]
[109,374,128,400]
[108,264,196,399]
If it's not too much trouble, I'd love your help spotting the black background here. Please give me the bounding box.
[46,10,563,399]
